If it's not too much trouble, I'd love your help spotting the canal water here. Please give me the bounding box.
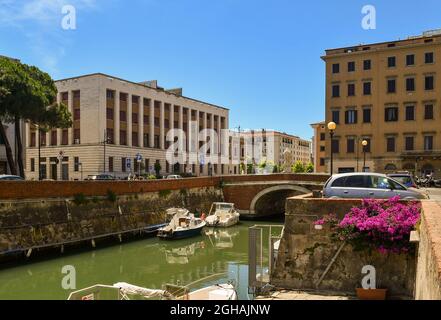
[0,221,282,300]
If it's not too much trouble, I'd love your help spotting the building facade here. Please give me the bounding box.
[310,121,326,173]
[25,73,231,180]
[322,30,441,177]
[238,130,311,172]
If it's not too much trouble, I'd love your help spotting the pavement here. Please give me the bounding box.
[427,188,441,202]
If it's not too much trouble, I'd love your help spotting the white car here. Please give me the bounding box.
[0,175,24,181]
[166,175,182,180]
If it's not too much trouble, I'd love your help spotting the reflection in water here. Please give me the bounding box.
[0,221,280,300]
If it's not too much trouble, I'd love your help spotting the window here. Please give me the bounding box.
[74,157,80,172]
[144,133,150,148]
[424,136,434,151]
[363,60,371,70]
[363,108,371,123]
[331,139,340,153]
[132,132,139,147]
[106,129,114,144]
[73,129,80,143]
[387,79,396,93]
[31,158,35,172]
[332,84,340,97]
[120,111,127,122]
[51,130,57,146]
[109,157,114,172]
[406,54,415,66]
[74,109,80,120]
[406,78,415,91]
[388,56,396,68]
[345,110,358,124]
[347,138,355,153]
[405,136,414,151]
[40,131,46,146]
[154,117,160,127]
[387,137,396,152]
[345,175,370,188]
[425,104,434,120]
[30,132,36,147]
[120,130,127,145]
[347,83,355,96]
[320,133,326,141]
[332,63,340,74]
[348,61,355,72]
[62,130,68,145]
[332,110,340,124]
[320,146,325,152]
[154,135,160,148]
[122,157,127,172]
[405,106,415,121]
[385,107,398,122]
[106,108,114,120]
[143,115,149,125]
[425,52,434,64]
[132,113,138,124]
[363,82,371,95]
[425,76,434,90]
[106,90,115,99]
[320,158,325,166]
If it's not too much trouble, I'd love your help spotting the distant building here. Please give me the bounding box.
[310,121,326,173]
[322,30,441,177]
[25,73,232,180]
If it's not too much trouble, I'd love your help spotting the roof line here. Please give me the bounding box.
[55,72,229,111]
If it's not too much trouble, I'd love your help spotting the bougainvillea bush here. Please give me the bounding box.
[315,197,421,254]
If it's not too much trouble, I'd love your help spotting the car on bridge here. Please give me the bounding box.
[85,174,116,181]
[323,173,428,200]
[0,175,24,181]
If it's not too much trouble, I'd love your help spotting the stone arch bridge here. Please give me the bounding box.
[221,174,329,218]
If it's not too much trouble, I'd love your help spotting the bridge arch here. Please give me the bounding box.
[249,184,311,216]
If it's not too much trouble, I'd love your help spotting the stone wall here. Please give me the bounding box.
[415,201,441,299]
[271,195,416,298]
[0,187,223,259]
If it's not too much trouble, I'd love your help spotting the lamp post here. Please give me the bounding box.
[327,122,337,174]
[362,139,368,172]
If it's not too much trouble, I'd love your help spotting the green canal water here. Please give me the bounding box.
[0,221,282,300]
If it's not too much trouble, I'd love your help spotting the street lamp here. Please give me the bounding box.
[362,139,369,172]
[327,122,337,174]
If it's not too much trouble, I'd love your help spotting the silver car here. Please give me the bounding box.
[323,173,428,200]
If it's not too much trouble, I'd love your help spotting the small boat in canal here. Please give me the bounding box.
[157,208,206,240]
[67,282,237,300]
[205,202,240,228]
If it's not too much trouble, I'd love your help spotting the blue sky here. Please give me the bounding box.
[1,0,441,139]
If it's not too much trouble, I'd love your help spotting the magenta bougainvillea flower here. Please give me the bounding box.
[314,197,421,254]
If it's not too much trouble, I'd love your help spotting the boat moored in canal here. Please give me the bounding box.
[157,208,206,240]
[205,203,240,228]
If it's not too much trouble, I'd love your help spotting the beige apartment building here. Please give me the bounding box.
[322,30,441,178]
[25,73,231,180]
[238,130,311,171]
[310,121,326,173]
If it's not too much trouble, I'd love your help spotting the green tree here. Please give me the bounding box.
[0,57,72,177]
[292,161,306,173]
[154,161,162,177]
[305,162,314,173]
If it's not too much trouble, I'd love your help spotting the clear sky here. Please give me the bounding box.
[1,0,441,140]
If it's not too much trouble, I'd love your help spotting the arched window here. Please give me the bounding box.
[384,164,397,171]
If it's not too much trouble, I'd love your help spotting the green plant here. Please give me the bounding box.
[106,189,117,202]
[292,161,306,173]
[159,189,172,198]
[154,161,162,177]
[147,175,157,180]
[73,193,88,205]
[305,162,314,173]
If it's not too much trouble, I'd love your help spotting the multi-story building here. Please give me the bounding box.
[238,130,311,171]
[322,30,441,177]
[310,121,326,173]
[25,73,231,180]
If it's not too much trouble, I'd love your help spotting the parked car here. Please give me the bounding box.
[166,175,182,180]
[85,174,116,181]
[387,172,418,188]
[323,173,428,200]
[0,175,24,181]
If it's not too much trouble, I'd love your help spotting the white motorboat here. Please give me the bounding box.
[157,208,206,240]
[205,203,240,228]
[67,282,237,300]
